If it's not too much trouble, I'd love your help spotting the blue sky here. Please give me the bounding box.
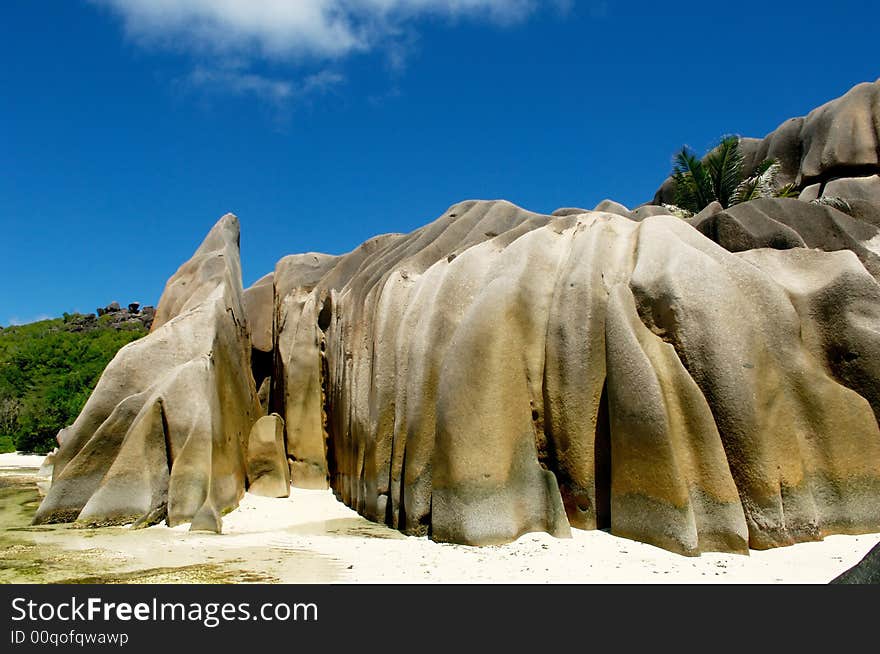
[1,0,878,326]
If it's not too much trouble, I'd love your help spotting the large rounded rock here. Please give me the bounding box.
[243,273,274,354]
[38,201,880,556]
[34,214,260,532]
[798,81,880,184]
[272,251,341,489]
[246,414,290,498]
[591,200,632,218]
[693,197,880,279]
[824,175,880,203]
[274,200,880,554]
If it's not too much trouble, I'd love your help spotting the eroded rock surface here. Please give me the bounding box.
[693,197,880,279]
[34,83,880,557]
[34,214,260,532]
[246,414,290,498]
[267,200,880,555]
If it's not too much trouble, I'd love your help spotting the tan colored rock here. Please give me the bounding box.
[243,273,274,353]
[256,377,271,416]
[824,175,880,203]
[693,197,880,279]
[798,81,880,184]
[39,200,880,556]
[592,199,632,218]
[34,214,260,532]
[273,252,341,489]
[246,414,290,498]
[552,207,590,217]
[312,203,880,553]
[631,218,880,549]
[630,204,672,222]
[799,183,821,201]
[686,201,723,226]
[266,200,880,554]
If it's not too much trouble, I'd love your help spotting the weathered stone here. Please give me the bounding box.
[592,200,632,218]
[798,81,880,184]
[257,377,271,416]
[693,197,880,279]
[552,207,590,217]
[246,414,290,498]
[33,84,880,557]
[824,175,880,203]
[687,201,723,226]
[34,214,260,533]
[799,183,821,201]
[271,200,880,554]
[273,252,342,490]
[243,273,274,354]
[630,204,671,222]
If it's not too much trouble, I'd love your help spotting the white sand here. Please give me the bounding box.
[4,452,876,583]
[178,488,879,584]
[0,452,47,468]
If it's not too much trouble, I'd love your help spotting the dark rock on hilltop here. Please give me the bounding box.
[64,303,156,333]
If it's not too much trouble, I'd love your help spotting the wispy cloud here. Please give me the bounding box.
[92,1,564,104]
[95,1,547,59]
[6,314,52,327]
[188,66,295,103]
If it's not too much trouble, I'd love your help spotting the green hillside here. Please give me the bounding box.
[0,314,147,454]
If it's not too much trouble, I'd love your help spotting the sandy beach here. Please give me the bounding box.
[1,452,876,584]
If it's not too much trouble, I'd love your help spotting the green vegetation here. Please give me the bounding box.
[670,136,798,215]
[0,315,146,454]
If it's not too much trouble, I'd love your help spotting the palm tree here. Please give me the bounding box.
[670,136,797,215]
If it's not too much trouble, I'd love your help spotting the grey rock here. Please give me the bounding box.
[592,199,632,218]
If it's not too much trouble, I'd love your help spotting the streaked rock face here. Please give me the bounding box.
[267,200,880,555]
[692,197,880,280]
[35,82,880,556]
[34,214,260,533]
[246,414,290,498]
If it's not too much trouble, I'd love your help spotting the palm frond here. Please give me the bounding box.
[672,146,714,213]
[774,183,800,198]
[751,157,778,177]
[811,196,854,215]
[704,136,743,208]
[731,159,780,206]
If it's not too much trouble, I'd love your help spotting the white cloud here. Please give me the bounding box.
[188,66,294,102]
[184,63,344,113]
[93,1,564,105]
[93,0,544,60]
[301,70,347,94]
[95,1,545,60]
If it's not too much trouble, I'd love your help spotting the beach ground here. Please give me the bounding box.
[1,452,876,584]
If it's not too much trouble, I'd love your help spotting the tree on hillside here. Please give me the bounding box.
[0,317,146,453]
